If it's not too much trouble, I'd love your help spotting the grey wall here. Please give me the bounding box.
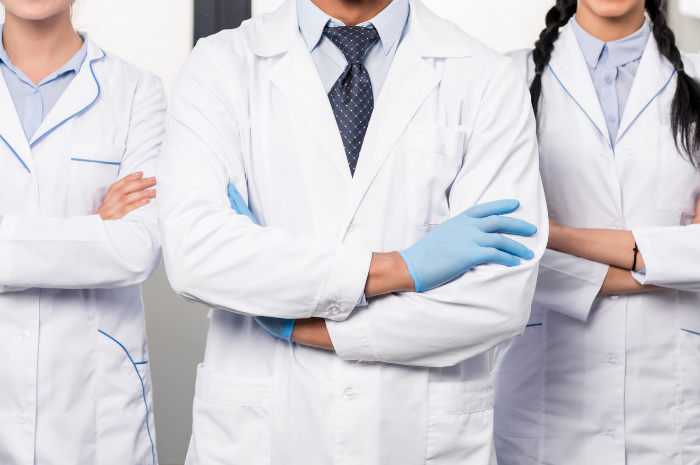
[142,2,700,464]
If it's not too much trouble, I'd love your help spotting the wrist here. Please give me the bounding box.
[365,251,415,298]
[547,222,571,252]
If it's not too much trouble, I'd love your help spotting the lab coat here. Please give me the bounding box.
[493,23,700,465]
[158,1,547,464]
[0,36,165,465]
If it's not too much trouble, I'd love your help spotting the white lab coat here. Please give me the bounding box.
[493,23,700,465]
[0,36,165,465]
[158,1,547,464]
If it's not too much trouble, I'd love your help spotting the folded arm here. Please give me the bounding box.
[0,75,166,290]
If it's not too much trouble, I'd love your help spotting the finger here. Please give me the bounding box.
[227,184,258,225]
[482,248,522,267]
[121,176,157,195]
[462,199,520,219]
[117,198,151,219]
[481,233,535,260]
[123,189,157,205]
[478,216,538,236]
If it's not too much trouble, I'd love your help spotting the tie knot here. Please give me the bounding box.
[323,25,378,65]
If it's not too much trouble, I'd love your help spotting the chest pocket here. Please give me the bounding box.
[653,134,700,216]
[405,127,465,226]
[67,144,125,217]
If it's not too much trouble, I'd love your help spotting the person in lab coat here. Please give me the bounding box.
[492,0,700,464]
[0,1,165,464]
[158,0,548,463]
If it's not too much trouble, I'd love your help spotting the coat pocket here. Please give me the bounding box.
[67,144,125,216]
[187,364,272,465]
[681,327,700,448]
[405,127,464,226]
[97,329,157,465]
[425,376,494,465]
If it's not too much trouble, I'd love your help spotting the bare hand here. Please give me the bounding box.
[693,195,700,225]
[97,172,157,220]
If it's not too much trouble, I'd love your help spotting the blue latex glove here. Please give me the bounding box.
[227,184,296,341]
[399,199,537,293]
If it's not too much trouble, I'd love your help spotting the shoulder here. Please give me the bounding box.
[681,50,700,80]
[505,48,535,84]
[95,48,165,97]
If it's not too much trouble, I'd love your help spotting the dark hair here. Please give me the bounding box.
[531,0,700,168]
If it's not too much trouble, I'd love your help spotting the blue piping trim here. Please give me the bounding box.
[0,132,30,173]
[615,70,676,144]
[71,158,121,166]
[134,361,149,365]
[547,64,611,150]
[30,51,106,147]
[682,328,700,337]
[98,329,155,464]
[526,323,543,327]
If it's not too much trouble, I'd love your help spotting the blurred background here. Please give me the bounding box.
[2,1,699,463]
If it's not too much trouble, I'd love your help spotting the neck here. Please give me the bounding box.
[2,8,83,85]
[311,0,393,25]
[575,3,645,42]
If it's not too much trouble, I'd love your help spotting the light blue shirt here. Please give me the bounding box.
[0,26,88,141]
[571,17,651,148]
[297,0,409,101]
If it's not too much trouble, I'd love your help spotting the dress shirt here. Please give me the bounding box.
[297,0,409,101]
[571,16,651,148]
[0,26,88,140]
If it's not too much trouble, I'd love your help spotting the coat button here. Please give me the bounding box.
[343,388,356,401]
[18,331,29,340]
[611,221,622,229]
[605,429,617,439]
[347,224,357,233]
[607,356,619,367]
[16,412,28,424]
[610,294,620,300]
[328,303,341,315]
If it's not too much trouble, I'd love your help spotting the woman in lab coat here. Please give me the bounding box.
[0,1,165,464]
[493,0,700,464]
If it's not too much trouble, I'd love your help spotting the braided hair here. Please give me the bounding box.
[531,0,700,168]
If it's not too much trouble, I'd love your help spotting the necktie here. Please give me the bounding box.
[323,25,378,176]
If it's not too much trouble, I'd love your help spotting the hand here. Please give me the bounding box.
[693,195,700,225]
[228,184,297,340]
[97,172,156,220]
[399,199,537,293]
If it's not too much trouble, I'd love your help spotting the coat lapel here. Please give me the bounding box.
[340,0,472,231]
[548,25,612,150]
[0,68,34,174]
[616,34,675,145]
[29,38,105,147]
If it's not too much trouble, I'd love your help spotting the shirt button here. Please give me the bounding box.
[607,356,619,367]
[347,224,357,233]
[343,388,356,401]
[608,116,616,123]
[605,77,613,85]
[16,412,28,424]
[328,303,341,315]
[18,331,29,340]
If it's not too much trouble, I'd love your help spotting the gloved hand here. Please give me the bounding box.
[399,199,537,293]
[228,184,296,341]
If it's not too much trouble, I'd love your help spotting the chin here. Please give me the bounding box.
[2,0,73,21]
[581,0,643,18]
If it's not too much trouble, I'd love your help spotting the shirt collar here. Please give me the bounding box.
[571,16,651,69]
[0,25,88,87]
[297,0,409,55]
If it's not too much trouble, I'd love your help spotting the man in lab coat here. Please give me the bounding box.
[158,0,548,463]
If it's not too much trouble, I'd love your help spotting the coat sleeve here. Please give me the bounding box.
[0,74,165,290]
[157,38,372,320]
[327,57,549,368]
[631,225,700,291]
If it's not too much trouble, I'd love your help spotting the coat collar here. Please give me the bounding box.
[0,35,105,175]
[548,22,675,149]
[250,0,473,59]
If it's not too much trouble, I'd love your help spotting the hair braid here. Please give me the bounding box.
[531,0,577,120]
[646,0,700,167]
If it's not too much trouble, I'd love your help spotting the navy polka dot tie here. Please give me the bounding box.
[323,25,378,176]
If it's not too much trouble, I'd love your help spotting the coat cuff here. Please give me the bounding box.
[631,227,664,285]
[534,250,608,322]
[326,308,380,362]
[310,245,372,321]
